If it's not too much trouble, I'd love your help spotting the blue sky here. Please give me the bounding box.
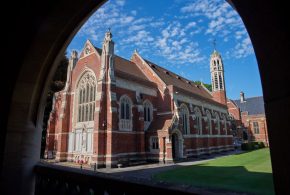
[67,0,263,100]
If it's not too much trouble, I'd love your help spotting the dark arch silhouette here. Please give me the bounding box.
[0,0,289,194]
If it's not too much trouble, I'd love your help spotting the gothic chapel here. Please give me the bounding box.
[45,30,233,168]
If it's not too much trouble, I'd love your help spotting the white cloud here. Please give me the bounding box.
[155,22,205,65]
[70,0,254,69]
[120,16,134,24]
[233,37,254,58]
[129,25,145,31]
[179,0,253,59]
[123,30,154,45]
[116,0,125,6]
[184,21,196,30]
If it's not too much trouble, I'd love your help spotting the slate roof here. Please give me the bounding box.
[233,96,265,115]
[144,59,214,101]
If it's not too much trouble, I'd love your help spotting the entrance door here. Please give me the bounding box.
[172,133,179,159]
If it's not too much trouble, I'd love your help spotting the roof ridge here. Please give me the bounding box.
[233,96,263,102]
[94,46,137,64]
[144,59,193,82]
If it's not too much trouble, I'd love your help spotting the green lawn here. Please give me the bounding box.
[153,149,275,195]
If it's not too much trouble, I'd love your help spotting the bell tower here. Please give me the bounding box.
[210,43,227,105]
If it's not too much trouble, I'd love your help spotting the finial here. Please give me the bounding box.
[134,48,138,53]
[212,38,216,51]
[104,28,112,41]
[71,50,78,58]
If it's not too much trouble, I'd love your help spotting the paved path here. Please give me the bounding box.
[53,150,243,179]
[47,150,246,194]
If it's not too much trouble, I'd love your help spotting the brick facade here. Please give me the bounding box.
[227,94,269,146]
[45,31,233,168]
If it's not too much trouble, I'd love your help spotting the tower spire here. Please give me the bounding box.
[210,45,227,105]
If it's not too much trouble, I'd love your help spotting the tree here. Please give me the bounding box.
[194,81,212,92]
[40,53,69,158]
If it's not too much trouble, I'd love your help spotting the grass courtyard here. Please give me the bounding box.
[153,149,274,195]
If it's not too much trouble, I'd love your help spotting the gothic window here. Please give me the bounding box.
[151,137,159,150]
[253,121,260,134]
[206,111,212,134]
[222,114,227,134]
[119,95,132,131]
[77,72,96,122]
[219,73,223,89]
[215,112,220,135]
[180,104,190,134]
[78,106,81,122]
[194,107,202,135]
[214,73,218,90]
[143,100,153,131]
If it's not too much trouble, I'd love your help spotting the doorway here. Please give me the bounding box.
[172,131,183,160]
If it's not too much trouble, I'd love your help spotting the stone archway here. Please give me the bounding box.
[171,129,183,160]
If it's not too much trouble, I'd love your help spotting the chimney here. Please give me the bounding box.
[240,91,245,103]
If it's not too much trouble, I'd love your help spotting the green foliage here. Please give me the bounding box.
[241,142,265,151]
[194,81,212,91]
[40,54,69,158]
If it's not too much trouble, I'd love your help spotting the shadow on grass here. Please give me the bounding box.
[153,165,275,195]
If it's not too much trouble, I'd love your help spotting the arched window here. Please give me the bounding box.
[143,100,153,131]
[215,112,220,135]
[223,114,227,135]
[214,73,218,90]
[219,73,223,89]
[119,95,132,131]
[77,72,96,122]
[180,104,189,134]
[206,111,212,135]
[194,107,202,135]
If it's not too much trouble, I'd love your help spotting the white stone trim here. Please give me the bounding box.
[95,92,102,101]
[173,93,227,114]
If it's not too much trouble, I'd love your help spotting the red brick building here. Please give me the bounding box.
[227,92,269,146]
[45,30,233,168]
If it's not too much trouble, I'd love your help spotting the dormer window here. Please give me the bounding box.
[149,63,155,68]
